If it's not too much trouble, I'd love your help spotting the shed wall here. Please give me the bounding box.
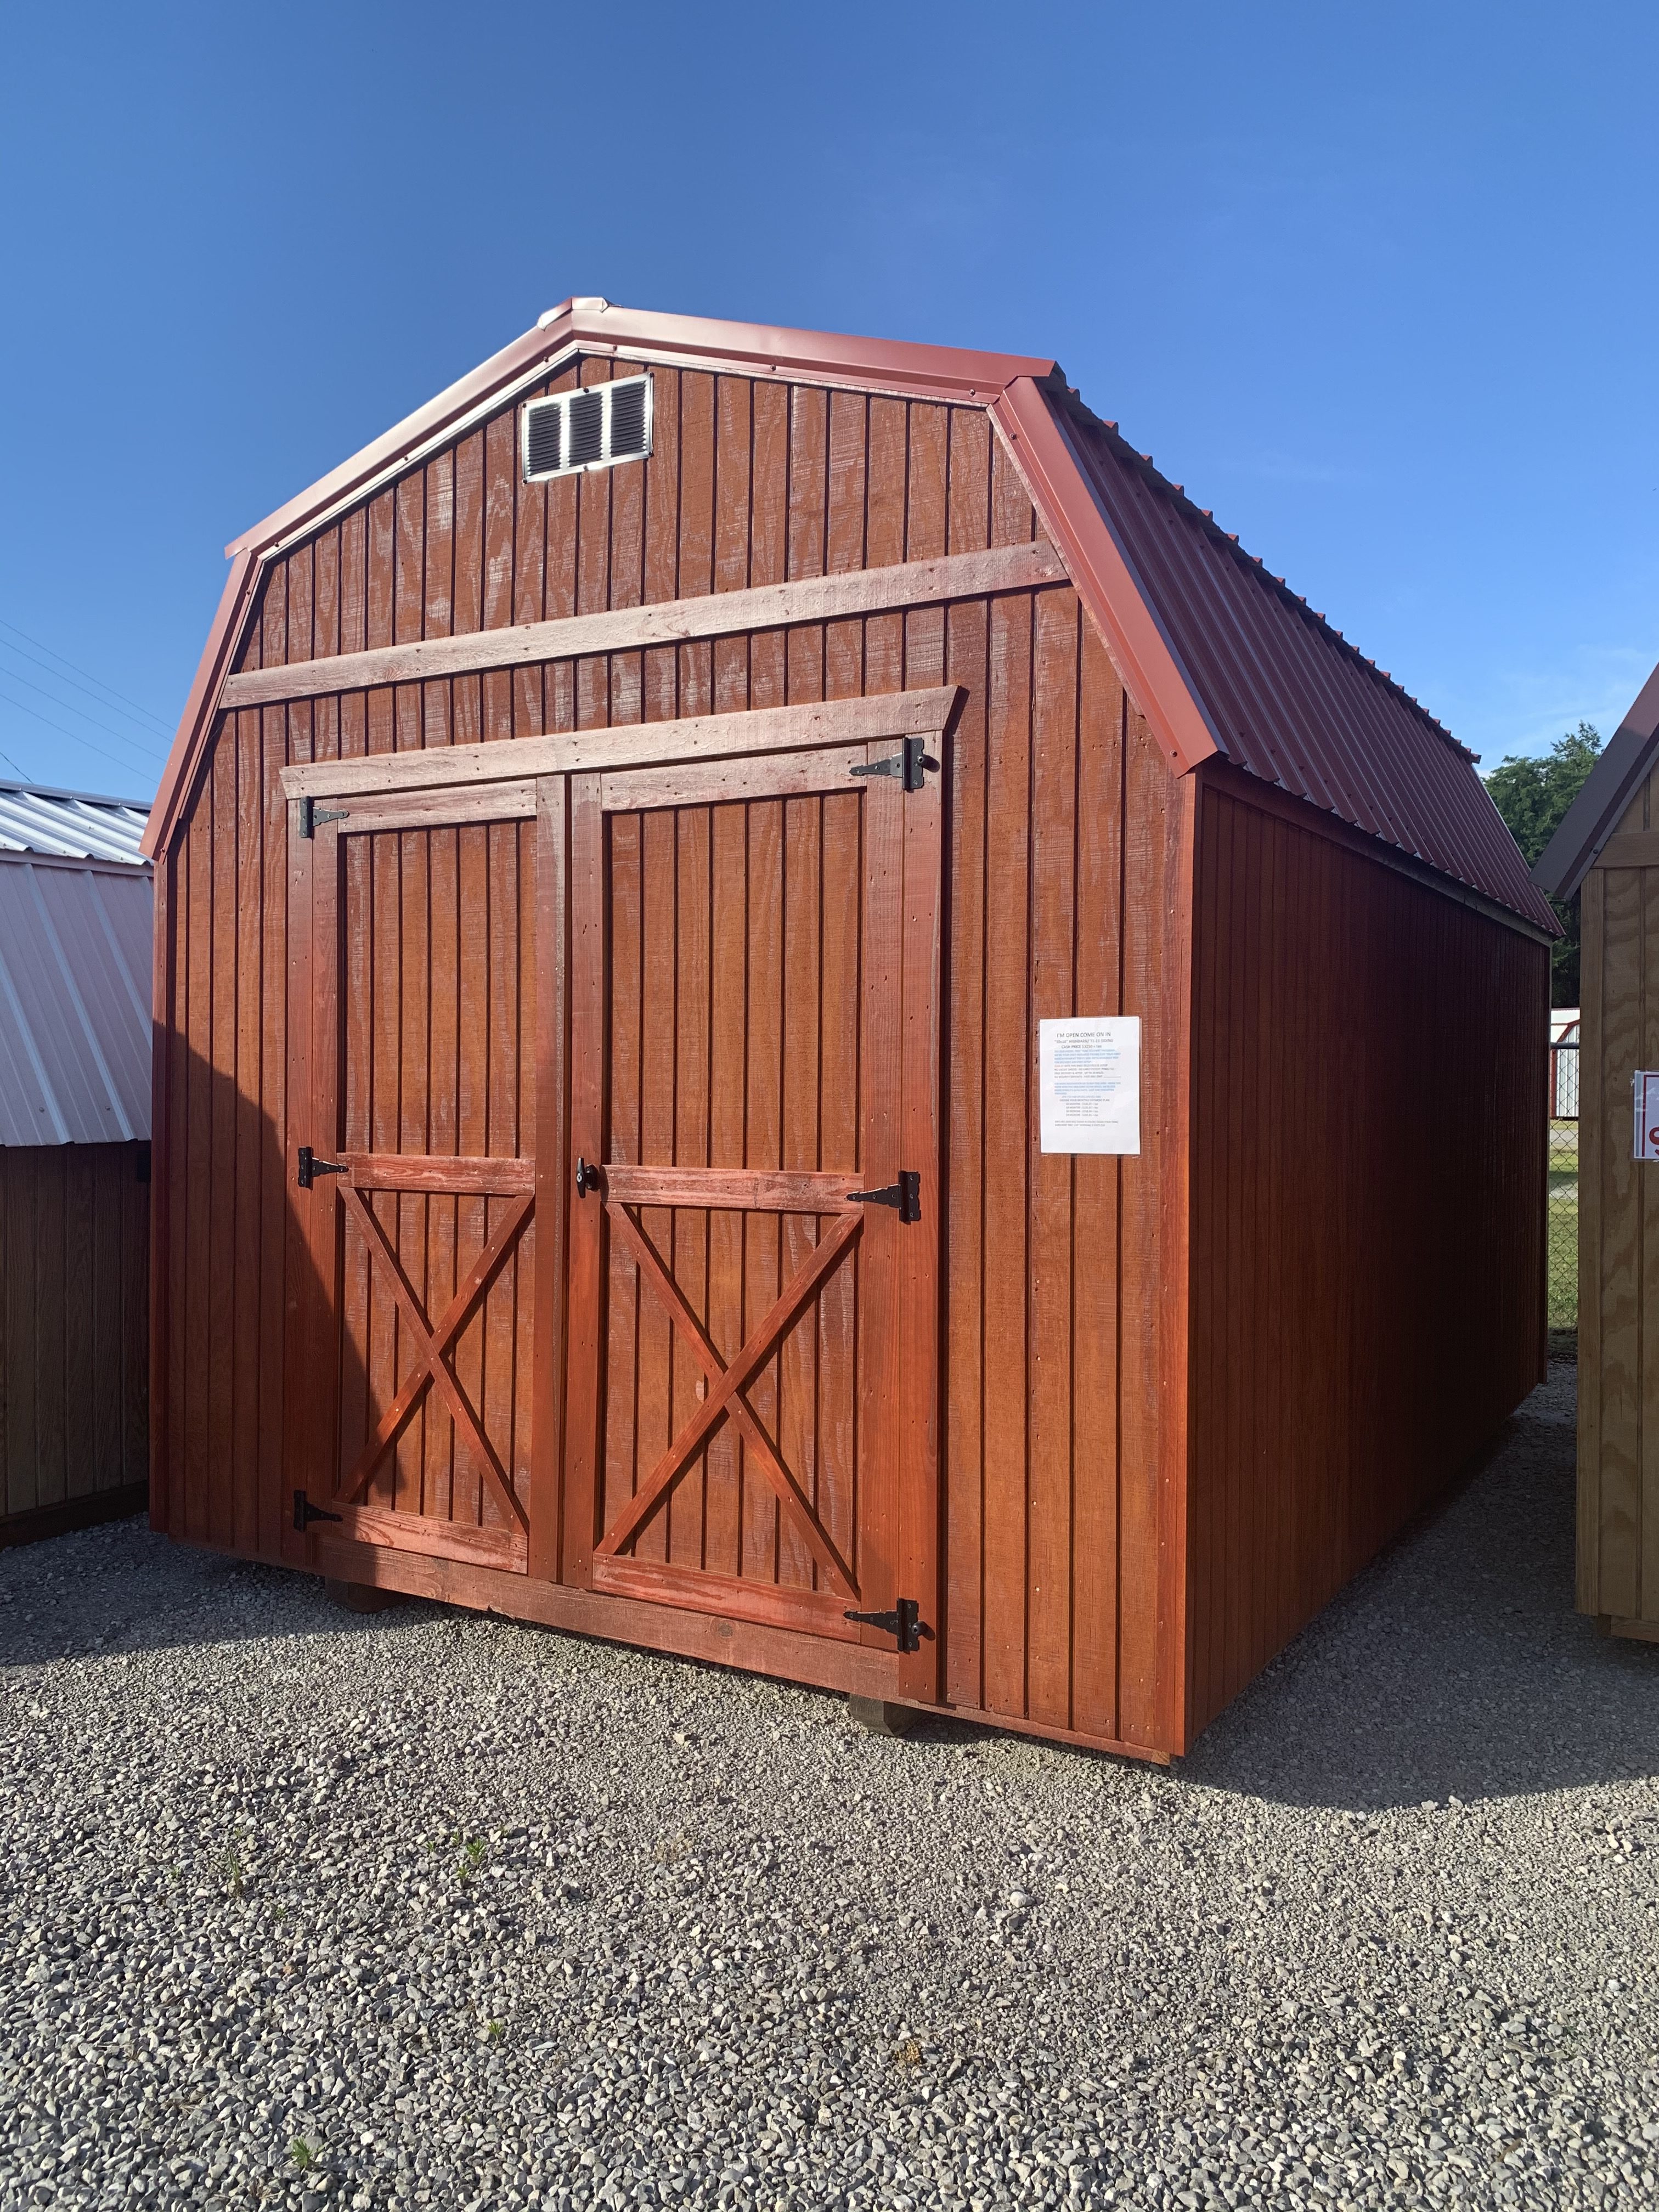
[1186,776,1548,1736]
[2,1141,149,1539]
[1577,764,1659,1631]
[153,360,1189,1753]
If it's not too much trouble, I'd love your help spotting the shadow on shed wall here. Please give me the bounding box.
[1,1140,149,1537]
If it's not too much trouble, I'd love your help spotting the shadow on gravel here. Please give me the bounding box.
[0,1516,441,1671]
[1183,1361,1659,1813]
[7,1365,1657,1820]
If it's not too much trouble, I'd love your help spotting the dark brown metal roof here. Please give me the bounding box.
[1052,397,1559,934]
[1532,658,1659,901]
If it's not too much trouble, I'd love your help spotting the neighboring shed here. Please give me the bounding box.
[1534,659,1659,1644]
[0,782,152,1545]
[142,302,1554,1759]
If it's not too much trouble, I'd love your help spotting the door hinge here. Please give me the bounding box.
[844,1597,923,1652]
[298,796,349,839]
[844,1170,921,1223]
[293,1491,344,1532]
[297,1146,348,1189]
[849,737,938,793]
[574,1155,603,1197]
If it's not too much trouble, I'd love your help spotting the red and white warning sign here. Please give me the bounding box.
[1635,1072,1659,1160]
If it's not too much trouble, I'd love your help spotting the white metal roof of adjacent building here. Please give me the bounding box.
[0,781,150,865]
[0,783,154,1148]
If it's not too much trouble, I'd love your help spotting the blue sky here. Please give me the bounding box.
[2,0,1655,800]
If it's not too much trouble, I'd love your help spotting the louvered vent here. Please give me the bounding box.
[521,373,653,483]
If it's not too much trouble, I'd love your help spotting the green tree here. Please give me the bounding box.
[1486,721,1602,1005]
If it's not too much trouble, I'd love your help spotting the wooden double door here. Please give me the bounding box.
[285,695,947,1684]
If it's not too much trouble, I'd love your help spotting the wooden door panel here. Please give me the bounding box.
[566,733,943,1684]
[297,814,541,1570]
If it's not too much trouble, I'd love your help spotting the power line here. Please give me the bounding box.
[0,656,166,763]
[0,686,156,789]
[0,616,173,735]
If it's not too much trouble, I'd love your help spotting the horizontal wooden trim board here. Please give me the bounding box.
[1602,1613,1659,1645]
[339,781,540,833]
[343,1150,534,1193]
[591,1554,856,1640]
[602,1165,859,1212]
[229,541,1065,710]
[282,689,963,802]
[307,1533,1171,1759]
[329,1502,528,1573]
[599,747,867,814]
[1593,831,1659,870]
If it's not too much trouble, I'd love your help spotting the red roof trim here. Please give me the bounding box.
[991,380,1219,774]
[142,547,257,859]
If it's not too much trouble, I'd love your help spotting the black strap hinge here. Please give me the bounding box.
[849,737,938,793]
[844,1170,920,1223]
[844,1598,923,1652]
[297,1146,348,1189]
[298,796,349,839]
[293,1491,343,1532]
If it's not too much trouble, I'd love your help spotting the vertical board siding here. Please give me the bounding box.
[1580,764,1659,1628]
[161,357,1185,1748]
[1,1143,149,1528]
[1186,783,1548,1735]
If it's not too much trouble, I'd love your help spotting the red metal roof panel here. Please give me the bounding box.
[1055,399,1557,933]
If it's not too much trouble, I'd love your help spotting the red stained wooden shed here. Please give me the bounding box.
[143,301,1554,1760]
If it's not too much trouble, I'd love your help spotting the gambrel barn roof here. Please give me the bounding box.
[144,298,1553,933]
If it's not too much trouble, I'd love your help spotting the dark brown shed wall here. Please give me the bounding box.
[1185,776,1547,1738]
[153,359,1189,1753]
[2,1141,149,1539]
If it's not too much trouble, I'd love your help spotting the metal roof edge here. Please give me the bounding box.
[989,379,1220,774]
[0,779,151,811]
[0,849,153,878]
[1200,757,1560,943]
[1533,657,1659,901]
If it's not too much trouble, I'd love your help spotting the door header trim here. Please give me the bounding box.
[280,688,964,806]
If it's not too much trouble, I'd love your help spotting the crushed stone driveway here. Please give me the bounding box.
[3,1361,1657,2211]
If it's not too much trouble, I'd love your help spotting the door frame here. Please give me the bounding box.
[280,686,959,1701]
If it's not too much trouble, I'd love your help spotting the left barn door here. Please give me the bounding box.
[285,785,562,1576]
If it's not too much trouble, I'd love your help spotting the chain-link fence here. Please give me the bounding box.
[1548,1039,1578,1339]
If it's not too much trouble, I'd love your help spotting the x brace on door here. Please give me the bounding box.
[335,1181,533,1536]
[594,1202,863,1596]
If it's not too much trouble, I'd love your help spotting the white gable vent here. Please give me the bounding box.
[521,374,653,483]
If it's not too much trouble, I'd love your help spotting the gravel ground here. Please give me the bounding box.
[3,1359,1657,2212]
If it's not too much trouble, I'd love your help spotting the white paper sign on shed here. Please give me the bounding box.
[1634,1071,1659,1161]
[1039,1016,1141,1155]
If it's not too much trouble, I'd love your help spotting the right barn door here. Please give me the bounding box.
[565,731,941,1695]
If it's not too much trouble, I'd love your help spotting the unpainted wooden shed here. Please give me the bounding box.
[143,302,1553,1758]
[1535,659,1659,1645]
[1,783,151,1546]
